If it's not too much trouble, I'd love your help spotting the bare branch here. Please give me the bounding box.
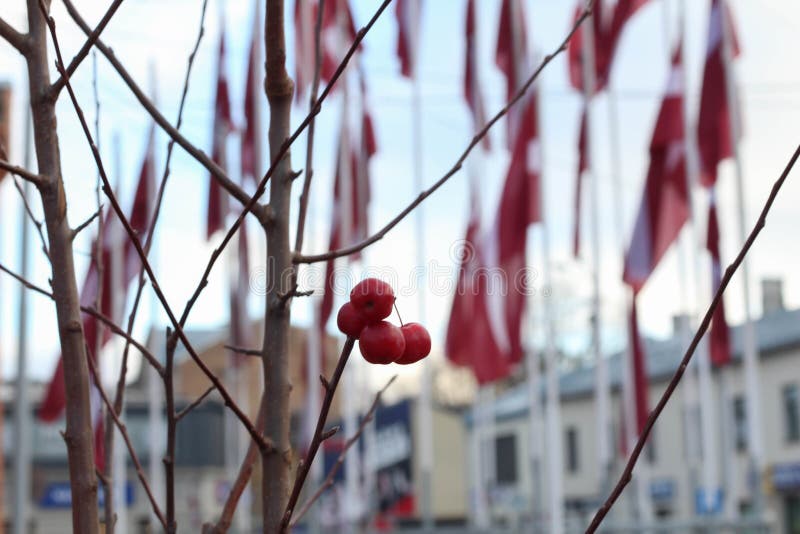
[291,375,397,527]
[39,4,267,451]
[60,0,259,216]
[175,385,216,422]
[11,176,50,260]
[0,158,45,187]
[280,337,356,531]
[86,352,168,531]
[50,0,125,95]
[0,17,28,54]
[294,3,593,264]
[224,344,262,357]
[0,261,165,376]
[71,206,102,240]
[293,0,327,255]
[586,143,800,533]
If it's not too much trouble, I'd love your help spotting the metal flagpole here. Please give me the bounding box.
[13,101,33,534]
[719,0,764,519]
[409,0,434,530]
[579,10,612,501]
[678,0,719,520]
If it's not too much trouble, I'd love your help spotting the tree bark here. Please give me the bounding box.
[261,0,295,532]
[26,2,100,532]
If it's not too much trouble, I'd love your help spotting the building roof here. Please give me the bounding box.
[470,307,800,425]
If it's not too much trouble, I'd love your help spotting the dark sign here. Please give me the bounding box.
[773,463,800,492]
[39,481,135,509]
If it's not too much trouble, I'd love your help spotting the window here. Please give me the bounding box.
[784,384,800,443]
[566,426,579,473]
[786,495,800,534]
[494,434,518,485]
[733,396,748,451]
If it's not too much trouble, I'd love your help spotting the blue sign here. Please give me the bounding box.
[773,463,800,491]
[40,481,135,509]
[695,488,723,515]
[650,479,675,502]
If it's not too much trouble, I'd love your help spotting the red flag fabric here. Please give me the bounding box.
[40,128,157,467]
[707,191,732,367]
[697,0,741,188]
[573,108,588,257]
[395,0,421,78]
[495,0,529,148]
[446,94,541,384]
[242,9,260,183]
[629,296,649,435]
[623,44,689,293]
[464,0,490,149]
[207,31,233,239]
[567,0,650,94]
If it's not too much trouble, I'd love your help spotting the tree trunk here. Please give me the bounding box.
[26,2,100,532]
[261,0,295,532]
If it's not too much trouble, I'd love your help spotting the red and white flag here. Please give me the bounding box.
[567,0,650,94]
[395,0,422,78]
[242,3,261,184]
[446,94,541,384]
[697,0,741,188]
[495,0,529,148]
[295,0,358,101]
[464,0,489,149]
[206,30,233,239]
[623,44,689,293]
[706,191,732,367]
[40,127,157,469]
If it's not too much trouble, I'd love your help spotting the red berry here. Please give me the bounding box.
[395,323,431,365]
[337,302,367,338]
[350,278,395,323]
[359,321,405,365]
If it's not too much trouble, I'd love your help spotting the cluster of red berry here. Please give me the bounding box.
[336,278,431,365]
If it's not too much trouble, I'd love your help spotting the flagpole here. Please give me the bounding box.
[719,0,764,519]
[13,101,33,534]
[579,11,612,503]
[408,0,434,529]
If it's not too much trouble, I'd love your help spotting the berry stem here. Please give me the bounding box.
[393,300,404,327]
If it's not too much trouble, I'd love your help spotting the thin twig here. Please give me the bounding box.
[280,337,356,531]
[295,2,594,264]
[11,176,50,259]
[39,4,267,451]
[0,261,164,376]
[224,344,262,357]
[175,385,216,422]
[0,158,45,187]
[86,351,168,531]
[0,17,28,54]
[293,0,327,255]
[50,0,125,95]
[291,375,397,527]
[586,143,800,533]
[61,0,260,216]
[71,206,102,240]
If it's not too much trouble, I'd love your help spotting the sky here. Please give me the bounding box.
[1,0,800,389]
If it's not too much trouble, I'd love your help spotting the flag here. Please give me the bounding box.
[446,94,541,384]
[40,128,157,468]
[567,0,650,94]
[206,30,233,239]
[242,2,261,184]
[629,296,649,435]
[707,191,732,367]
[295,0,358,101]
[464,0,490,149]
[495,0,529,147]
[572,108,588,257]
[395,0,422,78]
[623,43,689,293]
[697,0,741,188]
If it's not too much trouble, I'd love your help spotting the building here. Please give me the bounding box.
[466,301,800,532]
